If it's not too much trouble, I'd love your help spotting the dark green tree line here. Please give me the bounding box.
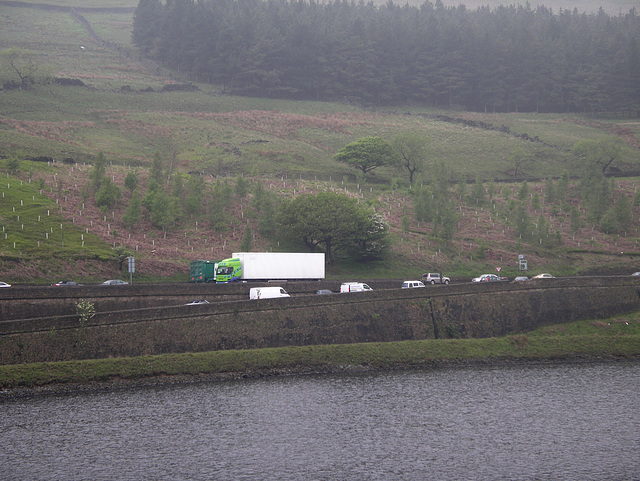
[132,0,640,111]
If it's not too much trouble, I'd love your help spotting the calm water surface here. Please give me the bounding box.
[2,362,639,481]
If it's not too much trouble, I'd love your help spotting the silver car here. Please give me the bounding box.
[532,273,554,279]
[102,279,128,285]
[421,273,450,284]
[472,274,508,282]
[185,299,209,305]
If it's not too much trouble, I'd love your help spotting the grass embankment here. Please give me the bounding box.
[2,314,639,391]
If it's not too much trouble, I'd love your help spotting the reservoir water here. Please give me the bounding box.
[2,361,639,480]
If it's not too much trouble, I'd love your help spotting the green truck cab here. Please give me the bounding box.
[214,258,242,283]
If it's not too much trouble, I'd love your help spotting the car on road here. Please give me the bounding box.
[421,273,450,284]
[51,280,81,287]
[249,287,290,299]
[472,274,508,283]
[184,299,209,305]
[101,279,128,285]
[402,280,426,288]
[340,282,373,293]
[532,273,554,279]
[513,276,529,282]
[0,281,11,288]
[315,289,333,295]
[632,272,640,277]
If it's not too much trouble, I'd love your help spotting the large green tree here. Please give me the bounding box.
[334,137,398,176]
[354,212,389,260]
[277,192,387,263]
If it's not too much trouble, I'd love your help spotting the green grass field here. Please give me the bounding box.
[2,85,635,181]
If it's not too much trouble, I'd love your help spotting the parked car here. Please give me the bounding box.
[513,276,529,282]
[0,281,11,288]
[472,274,508,283]
[184,299,209,305]
[315,289,333,295]
[51,280,81,286]
[421,273,450,284]
[402,280,426,288]
[340,282,373,293]
[532,273,554,279]
[101,279,128,285]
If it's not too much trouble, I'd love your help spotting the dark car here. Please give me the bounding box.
[51,280,81,287]
[315,289,333,295]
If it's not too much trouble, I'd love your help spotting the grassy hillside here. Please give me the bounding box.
[0,172,119,279]
[1,0,640,283]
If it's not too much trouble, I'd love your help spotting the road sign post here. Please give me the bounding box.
[128,256,135,284]
[518,254,528,271]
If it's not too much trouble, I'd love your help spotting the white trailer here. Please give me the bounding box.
[215,252,325,282]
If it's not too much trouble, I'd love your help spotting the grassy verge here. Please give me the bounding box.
[1,313,638,391]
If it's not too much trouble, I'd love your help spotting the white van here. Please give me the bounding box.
[340,282,373,293]
[402,280,425,288]
[249,286,290,300]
